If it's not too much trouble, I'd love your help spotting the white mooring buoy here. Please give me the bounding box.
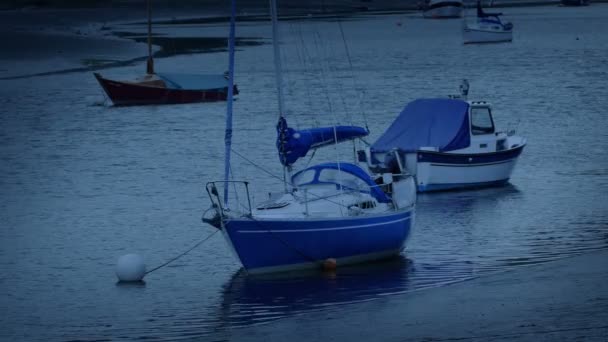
[116,254,146,282]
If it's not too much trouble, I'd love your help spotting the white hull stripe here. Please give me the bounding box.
[237,216,410,234]
[428,159,516,167]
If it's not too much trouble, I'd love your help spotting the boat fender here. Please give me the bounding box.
[322,258,337,271]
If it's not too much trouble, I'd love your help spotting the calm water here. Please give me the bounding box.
[1,4,608,341]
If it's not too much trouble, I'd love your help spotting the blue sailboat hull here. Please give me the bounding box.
[223,210,413,274]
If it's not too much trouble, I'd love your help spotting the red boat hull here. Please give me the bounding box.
[94,73,238,106]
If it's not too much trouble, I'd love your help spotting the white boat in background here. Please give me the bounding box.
[463,1,513,44]
[361,81,526,193]
[423,0,464,19]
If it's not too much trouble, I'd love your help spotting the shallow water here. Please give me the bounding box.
[1,4,608,341]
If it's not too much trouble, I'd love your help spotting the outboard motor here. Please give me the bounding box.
[459,79,470,100]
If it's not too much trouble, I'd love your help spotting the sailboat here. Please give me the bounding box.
[202,0,417,274]
[462,1,513,44]
[94,0,238,106]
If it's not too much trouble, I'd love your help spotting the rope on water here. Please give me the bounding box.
[145,229,220,275]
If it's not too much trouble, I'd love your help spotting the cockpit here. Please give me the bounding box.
[291,163,391,203]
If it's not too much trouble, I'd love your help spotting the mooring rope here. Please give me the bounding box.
[145,229,220,275]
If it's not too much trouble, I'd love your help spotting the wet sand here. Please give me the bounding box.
[0,0,584,79]
[230,251,608,341]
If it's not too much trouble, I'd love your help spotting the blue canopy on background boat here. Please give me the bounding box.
[291,162,391,203]
[371,98,470,153]
[277,117,369,166]
[157,73,229,90]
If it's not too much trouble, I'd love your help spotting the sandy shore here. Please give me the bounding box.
[0,0,585,79]
[228,250,608,341]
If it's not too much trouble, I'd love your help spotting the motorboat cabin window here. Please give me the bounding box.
[471,107,495,135]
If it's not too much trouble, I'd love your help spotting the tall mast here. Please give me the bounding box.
[270,0,286,118]
[223,0,237,205]
[270,0,289,192]
[146,0,154,74]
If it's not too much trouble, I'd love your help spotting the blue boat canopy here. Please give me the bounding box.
[291,162,391,203]
[277,117,369,166]
[156,73,229,90]
[371,98,470,153]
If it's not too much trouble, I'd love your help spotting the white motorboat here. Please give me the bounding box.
[463,1,513,44]
[362,81,526,193]
[423,0,464,19]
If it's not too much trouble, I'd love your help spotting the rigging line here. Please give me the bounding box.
[310,25,349,215]
[311,28,336,128]
[311,25,353,136]
[249,217,321,265]
[231,148,285,183]
[303,148,317,169]
[290,22,315,127]
[145,229,220,275]
[310,22,352,129]
[285,22,304,128]
[311,27,337,122]
[296,22,321,127]
[322,25,354,128]
[338,20,369,131]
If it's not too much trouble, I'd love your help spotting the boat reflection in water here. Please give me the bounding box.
[217,255,477,328]
[214,188,524,329]
[218,256,412,328]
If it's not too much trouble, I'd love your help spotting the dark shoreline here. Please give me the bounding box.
[1,1,606,80]
[3,0,608,14]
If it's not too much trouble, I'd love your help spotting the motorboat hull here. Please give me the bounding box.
[463,26,513,44]
[94,73,237,106]
[222,209,413,274]
[413,144,525,192]
[561,0,589,6]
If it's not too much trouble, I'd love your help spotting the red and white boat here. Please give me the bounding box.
[94,0,236,106]
[94,72,237,106]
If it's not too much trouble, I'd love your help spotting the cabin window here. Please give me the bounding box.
[471,107,495,135]
[292,169,316,186]
[318,170,367,191]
